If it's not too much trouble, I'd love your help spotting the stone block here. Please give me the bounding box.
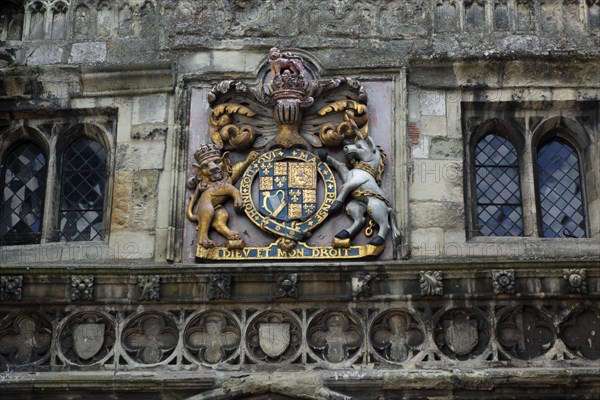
[430,138,463,159]
[410,201,464,229]
[410,228,444,258]
[115,141,166,170]
[178,52,211,73]
[421,115,447,137]
[446,90,462,138]
[131,124,168,140]
[411,135,430,159]
[132,94,168,125]
[111,171,132,231]
[26,45,64,65]
[409,160,463,202]
[211,50,265,72]
[69,42,107,64]
[419,90,446,116]
[108,231,155,259]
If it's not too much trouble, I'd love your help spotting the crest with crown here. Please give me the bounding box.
[194,143,222,165]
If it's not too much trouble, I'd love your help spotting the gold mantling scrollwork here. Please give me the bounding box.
[209,103,257,150]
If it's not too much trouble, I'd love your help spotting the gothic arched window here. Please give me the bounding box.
[0,142,47,245]
[536,138,587,238]
[474,133,524,236]
[59,138,107,241]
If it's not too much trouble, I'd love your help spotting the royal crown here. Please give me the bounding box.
[194,143,221,165]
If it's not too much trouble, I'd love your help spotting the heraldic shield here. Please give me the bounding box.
[186,47,403,261]
[258,323,290,358]
[73,323,105,360]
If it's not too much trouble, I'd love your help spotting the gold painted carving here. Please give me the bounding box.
[209,103,257,150]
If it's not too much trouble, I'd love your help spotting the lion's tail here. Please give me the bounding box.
[186,188,199,222]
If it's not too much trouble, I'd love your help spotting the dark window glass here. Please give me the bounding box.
[537,139,586,238]
[59,138,107,241]
[475,134,524,236]
[0,142,47,245]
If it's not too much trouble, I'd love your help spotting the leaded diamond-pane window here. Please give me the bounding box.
[59,138,107,241]
[537,139,587,238]
[0,143,47,245]
[475,134,524,236]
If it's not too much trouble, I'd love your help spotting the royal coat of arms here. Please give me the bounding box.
[186,47,402,261]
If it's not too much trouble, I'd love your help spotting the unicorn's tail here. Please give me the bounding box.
[388,208,402,246]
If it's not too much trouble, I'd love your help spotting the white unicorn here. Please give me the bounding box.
[318,136,402,248]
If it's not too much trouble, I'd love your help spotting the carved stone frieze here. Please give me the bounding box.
[0,313,51,367]
[184,311,240,365]
[58,311,115,365]
[70,275,94,301]
[370,310,425,363]
[0,275,22,300]
[492,269,515,295]
[419,271,443,296]
[246,311,302,363]
[208,274,232,300]
[563,268,588,294]
[276,273,298,298]
[434,308,490,360]
[122,312,178,365]
[137,275,161,301]
[497,306,556,360]
[307,311,363,364]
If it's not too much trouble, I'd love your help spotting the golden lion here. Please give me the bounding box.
[186,143,258,250]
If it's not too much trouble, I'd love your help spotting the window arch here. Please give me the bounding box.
[0,141,47,245]
[536,137,587,238]
[59,137,107,242]
[474,133,524,236]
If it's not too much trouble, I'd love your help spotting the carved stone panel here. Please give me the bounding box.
[58,311,115,365]
[370,310,425,363]
[434,308,490,360]
[560,307,600,360]
[307,310,363,364]
[0,313,52,367]
[0,275,22,300]
[122,312,178,365]
[246,311,302,363]
[497,306,556,360]
[184,311,240,365]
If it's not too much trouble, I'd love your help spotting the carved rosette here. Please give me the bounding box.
[563,268,588,294]
[184,311,241,365]
[246,311,301,364]
[0,275,23,300]
[497,306,556,360]
[434,308,490,360]
[70,275,94,301]
[370,310,425,363]
[58,311,115,366]
[307,310,363,364]
[122,312,178,365]
[0,313,52,367]
[559,307,600,360]
[276,273,298,298]
[492,269,515,295]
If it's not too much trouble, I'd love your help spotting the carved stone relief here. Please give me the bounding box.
[137,275,161,301]
[122,312,178,364]
[307,311,363,364]
[0,275,22,300]
[419,271,443,296]
[563,268,588,294]
[434,308,490,360]
[208,274,232,300]
[246,311,302,363]
[276,274,298,298]
[370,310,425,363]
[492,269,515,295]
[497,306,556,360]
[58,311,115,365]
[560,307,600,360]
[70,275,94,301]
[0,313,52,367]
[186,48,398,262]
[351,273,373,299]
[184,311,240,365]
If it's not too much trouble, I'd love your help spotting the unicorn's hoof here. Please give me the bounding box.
[329,201,344,214]
[369,236,385,246]
[335,230,351,239]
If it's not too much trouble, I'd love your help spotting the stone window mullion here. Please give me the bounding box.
[520,132,539,237]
